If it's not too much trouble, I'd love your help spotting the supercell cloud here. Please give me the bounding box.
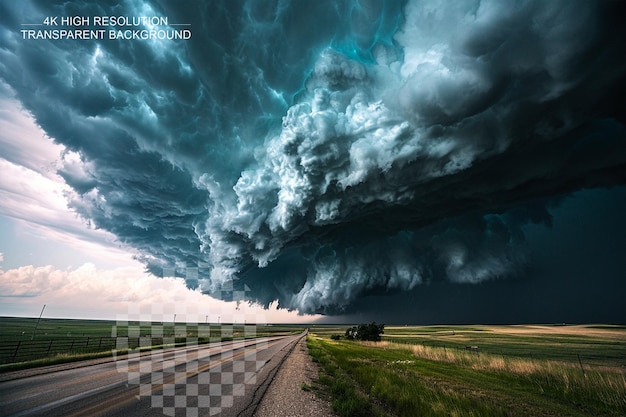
[1,0,624,316]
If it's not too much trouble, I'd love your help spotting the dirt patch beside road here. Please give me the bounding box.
[255,336,334,417]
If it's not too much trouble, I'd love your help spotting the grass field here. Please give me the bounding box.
[307,324,626,416]
[0,316,305,371]
[0,316,304,340]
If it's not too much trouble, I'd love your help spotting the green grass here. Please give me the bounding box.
[0,316,304,340]
[0,317,120,340]
[0,350,123,373]
[308,336,381,416]
[379,325,626,368]
[307,325,626,417]
[0,316,305,371]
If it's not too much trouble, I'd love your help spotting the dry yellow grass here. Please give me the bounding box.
[366,339,625,375]
[360,338,626,411]
[483,324,626,340]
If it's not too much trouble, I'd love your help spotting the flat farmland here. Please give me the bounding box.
[0,316,304,370]
[307,324,626,416]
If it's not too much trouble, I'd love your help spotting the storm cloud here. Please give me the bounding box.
[1,0,624,317]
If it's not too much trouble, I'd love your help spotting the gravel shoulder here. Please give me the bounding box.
[255,335,334,417]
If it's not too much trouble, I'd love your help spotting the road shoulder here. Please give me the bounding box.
[255,336,334,417]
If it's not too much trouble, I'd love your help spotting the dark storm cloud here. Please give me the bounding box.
[321,188,626,324]
[0,0,624,316]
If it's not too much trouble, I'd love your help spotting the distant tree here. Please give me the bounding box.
[345,322,385,342]
[358,322,385,341]
[345,326,357,340]
[330,334,341,340]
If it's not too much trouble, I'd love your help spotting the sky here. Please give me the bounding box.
[0,0,624,324]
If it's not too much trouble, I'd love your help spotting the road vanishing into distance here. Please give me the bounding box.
[0,332,305,417]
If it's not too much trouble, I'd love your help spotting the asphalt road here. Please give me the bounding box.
[0,333,305,417]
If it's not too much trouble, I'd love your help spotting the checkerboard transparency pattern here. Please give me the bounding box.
[113,278,267,416]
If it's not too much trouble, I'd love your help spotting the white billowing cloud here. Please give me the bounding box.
[0,263,319,323]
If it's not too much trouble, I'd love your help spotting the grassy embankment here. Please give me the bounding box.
[0,316,304,372]
[307,325,626,417]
